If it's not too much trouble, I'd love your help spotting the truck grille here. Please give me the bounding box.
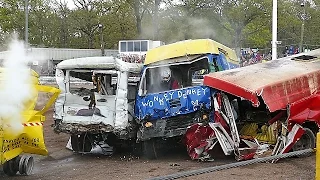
[165,115,195,130]
[169,98,181,108]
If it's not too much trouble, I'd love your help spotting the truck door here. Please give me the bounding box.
[216,53,231,70]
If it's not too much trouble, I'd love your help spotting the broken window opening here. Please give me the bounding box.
[128,73,139,102]
[68,70,118,97]
[140,57,209,95]
[68,71,94,97]
[209,58,220,72]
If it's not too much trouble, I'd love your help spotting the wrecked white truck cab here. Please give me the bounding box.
[53,57,142,152]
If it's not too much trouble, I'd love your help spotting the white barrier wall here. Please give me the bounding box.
[0,48,118,61]
[0,48,118,75]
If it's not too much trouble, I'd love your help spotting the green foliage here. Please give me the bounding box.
[0,0,319,51]
[0,0,25,37]
[100,0,137,48]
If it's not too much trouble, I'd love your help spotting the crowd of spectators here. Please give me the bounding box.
[119,54,146,63]
[282,45,300,57]
[240,48,270,67]
[240,45,302,67]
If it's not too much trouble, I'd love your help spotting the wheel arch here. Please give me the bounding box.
[301,120,319,135]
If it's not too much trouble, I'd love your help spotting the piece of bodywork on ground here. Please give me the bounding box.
[203,49,320,112]
[54,57,142,138]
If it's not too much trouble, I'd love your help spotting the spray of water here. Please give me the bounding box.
[0,37,35,133]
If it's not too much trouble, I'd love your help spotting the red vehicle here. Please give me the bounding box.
[185,50,320,161]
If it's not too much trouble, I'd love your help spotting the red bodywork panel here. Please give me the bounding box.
[204,52,320,112]
[288,94,320,129]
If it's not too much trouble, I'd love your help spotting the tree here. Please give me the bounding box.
[0,0,25,40]
[51,0,72,47]
[28,0,55,46]
[153,0,160,40]
[1,0,320,53]
[99,0,137,48]
[69,0,101,48]
[126,0,153,37]
[216,0,272,50]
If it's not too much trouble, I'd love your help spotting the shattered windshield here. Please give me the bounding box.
[139,57,209,95]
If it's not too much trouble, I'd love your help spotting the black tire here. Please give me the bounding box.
[131,142,143,157]
[71,134,92,152]
[142,139,158,160]
[23,156,34,176]
[3,159,18,176]
[292,128,315,156]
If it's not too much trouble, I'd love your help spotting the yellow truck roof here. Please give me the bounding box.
[144,39,238,65]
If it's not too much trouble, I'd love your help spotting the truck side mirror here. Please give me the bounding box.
[138,89,143,96]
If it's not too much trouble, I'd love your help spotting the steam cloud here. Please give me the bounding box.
[0,37,39,133]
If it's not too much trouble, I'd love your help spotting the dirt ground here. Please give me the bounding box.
[0,108,316,180]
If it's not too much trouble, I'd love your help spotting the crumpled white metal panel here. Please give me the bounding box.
[54,69,65,120]
[114,71,129,129]
[62,93,115,126]
[57,56,143,73]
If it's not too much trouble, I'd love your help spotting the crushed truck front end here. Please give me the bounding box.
[135,39,239,141]
[134,39,239,159]
[135,85,212,140]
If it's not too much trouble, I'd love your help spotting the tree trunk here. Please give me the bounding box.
[88,33,94,49]
[60,18,68,48]
[120,23,126,39]
[133,0,142,37]
[136,16,142,37]
[153,0,160,40]
[184,23,191,40]
[234,27,242,58]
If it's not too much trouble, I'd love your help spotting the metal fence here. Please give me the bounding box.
[0,48,118,76]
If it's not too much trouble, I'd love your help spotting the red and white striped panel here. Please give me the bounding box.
[23,122,44,127]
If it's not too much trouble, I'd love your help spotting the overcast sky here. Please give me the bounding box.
[65,0,76,9]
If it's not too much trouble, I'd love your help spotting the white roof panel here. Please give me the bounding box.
[57,56,143,73]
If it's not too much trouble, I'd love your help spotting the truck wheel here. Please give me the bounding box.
[71,134,92,152]
[142,139,158,160]
[131,142,143,157]
[292,128,315,155]
[17,155,34,176]
[3,158,18,176]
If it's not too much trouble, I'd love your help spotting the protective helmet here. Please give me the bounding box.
[161,68,171,82]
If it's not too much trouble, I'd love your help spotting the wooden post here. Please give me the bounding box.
[316,132,320,179]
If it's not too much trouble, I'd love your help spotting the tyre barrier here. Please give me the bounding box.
[2,155,34,176]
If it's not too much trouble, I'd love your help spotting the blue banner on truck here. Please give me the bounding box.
[135,85,211,120]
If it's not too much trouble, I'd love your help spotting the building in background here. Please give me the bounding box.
[118,40,165,63]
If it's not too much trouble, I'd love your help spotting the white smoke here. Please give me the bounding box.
[0,37,36,133]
